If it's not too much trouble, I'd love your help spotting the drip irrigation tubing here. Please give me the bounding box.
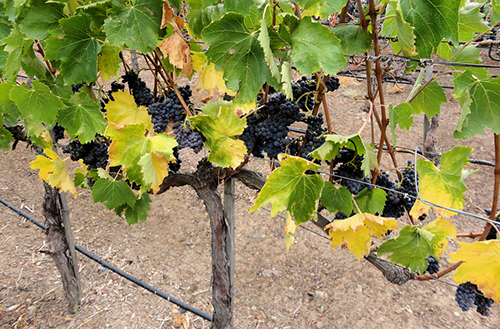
[0,196,213,322]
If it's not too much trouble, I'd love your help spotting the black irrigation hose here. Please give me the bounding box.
[0,197,213,322]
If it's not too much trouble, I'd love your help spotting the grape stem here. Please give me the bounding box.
[416,261,463,281]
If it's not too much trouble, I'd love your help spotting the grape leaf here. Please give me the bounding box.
[353,187,387,215]
[224,0,254,17]
[378,225,437,274]
[360,140,378,178]
[0,81,20,126]
[91,176,137,210]
[115,193,152,225]
[104,0,163,54]
[290,17,345,76]
[105,90,153,130]
[30,149,78,197]
[401,0,459,57]
[2,26,23,81]
[326,213,398,260]
[310,133,361,162]
[393,10,417,56]
[202,12,268,104]
[57,93,106,144]
[191,52,236,99]
[258,19,281,83]
[458,2,489,41]
[250,155,324,224]
[10,80,66,128]
[19,0,65,40]
[453,72,500,138]
[331,24,372,55]
[389,103,413,146]
[105,123,177,183]
[449,240,500,302]
[138,150,174,194]
[189,102,247,168]
[73,160,88,188]
[98,44,121,81]
[158,32,192,77]
[44,15,103,84]
[20,40,54,83]
[0,117,13,150]
[411,81,446,118]
[410,146,473,218]
[321,183,353,215]
[423,217,456,257]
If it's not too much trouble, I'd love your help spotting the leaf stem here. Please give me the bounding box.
[416,261,462,281]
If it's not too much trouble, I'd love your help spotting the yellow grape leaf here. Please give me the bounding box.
[423,217,457,257]
[158,33,192,77]
[410,146,474,218]
[326,213,398,260]
[105,90,153,130]
[191,52,236,99]
[138,151,174,194]
[285,212,297,251]
[449,240,500,302]
[30,149,78,197]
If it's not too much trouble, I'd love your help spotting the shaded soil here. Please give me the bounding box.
[1,53,500,328]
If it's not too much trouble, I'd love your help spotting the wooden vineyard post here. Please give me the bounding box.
[223,177,235,326]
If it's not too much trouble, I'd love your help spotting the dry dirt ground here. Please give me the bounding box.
[1,55,500,328]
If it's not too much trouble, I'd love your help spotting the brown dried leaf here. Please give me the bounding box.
[159,33,192,76]
[161,1,174,29]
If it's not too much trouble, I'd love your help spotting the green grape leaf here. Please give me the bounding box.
[104,0,163,54]
[92,177,137,210]
[202,12,267,104]
[378,225,437,274]
[327,213,398,260]
[258,19,281,83]
[360,140,378,177]
[458,2,489,41]
[449,240,500,302]
[321,183,353,215]
[353,187,387,215]
[394,10,417,56]
[310,133,361,162]
[19,0,65,40]
[20,40,54,83]
[2,27,23,81]
[423,217,457,257]
[186,2,225,39]
[105,123,177,183]
[44,15,102,84]
[451,46,491,80]
[189,101,247,168]
[331,24,372,55]
[224,0,254,17]
[0,81,20,126]
[10,80,66,128]
[0,117,13,150]
[290,17,345,76]
[281,61,293,99]
[410,146,473,218]
[453,72,500,138]
[98,44,121,81]
[401,0,459,57]
[115,193,151,225]
[250,155,324,224]
[318,0,346,18]
[411,81,446,118]
[57,93,106,144]
[389,103,414,146]
[492,0,500,25]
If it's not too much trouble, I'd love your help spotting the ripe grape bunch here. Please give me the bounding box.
[173,121,205,153]
[425,256,440,274]
[455,282,494,316]
[147,86,192,134]
[62,138,109,170]
[122,71,154,107]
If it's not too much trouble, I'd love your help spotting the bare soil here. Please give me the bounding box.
[1,55,500,328]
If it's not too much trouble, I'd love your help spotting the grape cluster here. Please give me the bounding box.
[53,123,65,142]
[485,222,500,240]
[292,76,316,111]
[122,71,154,107]
[173,121,205,153]
[331,149,369,195]
[71,83,85,93]
[455,282,494,316]
[147,86,192,134]
[100,81,126,112]
[62,138,109,170]
[168,147,182,173]
[425,256,440,274]
[325,76,340,92]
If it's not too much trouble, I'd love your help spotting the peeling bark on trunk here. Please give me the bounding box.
[42,182,81,312]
